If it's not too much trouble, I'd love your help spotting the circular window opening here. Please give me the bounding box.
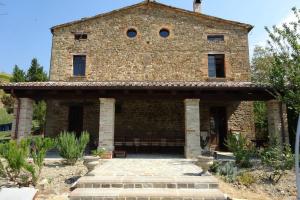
[127,29,137,38]
[159,28,170,38]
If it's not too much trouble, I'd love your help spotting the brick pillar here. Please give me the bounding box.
[267,100,289,145]
[184,99,202,158]
[98,98,115,152]
[11,98,33,141]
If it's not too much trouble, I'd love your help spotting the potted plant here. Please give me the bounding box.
[92,147,113,159]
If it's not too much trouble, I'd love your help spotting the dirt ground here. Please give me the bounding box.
[0,160,297,200]
[218,169,297,200]
[35,160,87,200]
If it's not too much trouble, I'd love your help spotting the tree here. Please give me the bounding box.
[10,65,26,82]
[264,7,300,113]
[26,58,48,82]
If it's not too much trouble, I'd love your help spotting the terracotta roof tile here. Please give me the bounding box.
[0,81,269,90]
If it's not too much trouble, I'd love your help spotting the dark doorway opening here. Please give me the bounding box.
[68,105,83,138]
[210,107,228,151]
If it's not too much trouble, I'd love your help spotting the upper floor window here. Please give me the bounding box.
[208,54,225,78]
[159,28,170,38]
[73,55,86,76]
[74,33,87,40]
[127,29,137,38]
[207,35,224,42]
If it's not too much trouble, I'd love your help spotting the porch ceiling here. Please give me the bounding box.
[0,81,275,101]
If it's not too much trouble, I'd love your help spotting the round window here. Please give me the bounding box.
[127,29,137,38]
[159,28,170,38]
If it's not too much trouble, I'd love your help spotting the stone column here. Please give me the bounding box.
[267,100,289,145]
[98,98,115,152]
[184,99,202,158]
[11,98,34,141]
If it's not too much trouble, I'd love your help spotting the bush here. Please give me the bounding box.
[30,137,55,184]
[215,161,238,183]
[56,131,90,165]
[226,133,254,168]
[237,172,256,186]
[260,139,294,183]
[0,139,36,186]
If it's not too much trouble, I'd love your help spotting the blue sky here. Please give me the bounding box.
[0,0,299,74]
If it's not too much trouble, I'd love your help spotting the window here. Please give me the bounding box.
[127,29,137,38]
[74,33,87,40]
[73,55,86,76]
[207,35,224,42]
[208,54,225,78]
[159,28,170,38]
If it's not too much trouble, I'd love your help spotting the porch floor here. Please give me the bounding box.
[70,156,225,199]
[91,157,201,177]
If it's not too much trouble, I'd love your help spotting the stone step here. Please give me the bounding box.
[76,176,219,189]
[69,188,226,200]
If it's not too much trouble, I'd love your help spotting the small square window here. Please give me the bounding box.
[208,54,225,78]
[73,55,86,76]
[207,35,224,42]
[74,33,87,40]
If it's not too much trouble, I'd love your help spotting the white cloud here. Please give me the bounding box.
[277,11,297,27]
[250,10,297,58]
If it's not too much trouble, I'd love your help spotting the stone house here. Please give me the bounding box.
[0,0,288,158]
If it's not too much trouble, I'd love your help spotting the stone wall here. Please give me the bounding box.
[45,100,100,146]
[199,101,254,138]
[45,98,254,151]
[50,3,250,82]
[115,98,185,140]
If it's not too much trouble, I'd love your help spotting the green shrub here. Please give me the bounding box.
[260,139,294,183]
[209,161,222,174]
[30,137,55,184]
[56,131,90,165]
[0,139,36,186]
[226,133,254,168]
[237,172,256,186]
[216,161,238,183]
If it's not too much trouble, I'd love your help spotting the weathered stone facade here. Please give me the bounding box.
[50,3,251,82]
[43,1,257,155]
[115,99,185,141]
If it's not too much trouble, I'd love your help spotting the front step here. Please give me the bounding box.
[76,176,219,189]
[69,188,226,200]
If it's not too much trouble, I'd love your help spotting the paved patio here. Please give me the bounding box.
[70,156,225,199]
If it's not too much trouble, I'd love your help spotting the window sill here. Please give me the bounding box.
[69,76,87,81]
[206,77,231,82]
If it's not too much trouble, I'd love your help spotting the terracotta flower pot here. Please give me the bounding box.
[197,155,214,175]
[101,152,113,159]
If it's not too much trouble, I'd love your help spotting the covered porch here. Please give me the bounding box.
[1,81,288,158]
